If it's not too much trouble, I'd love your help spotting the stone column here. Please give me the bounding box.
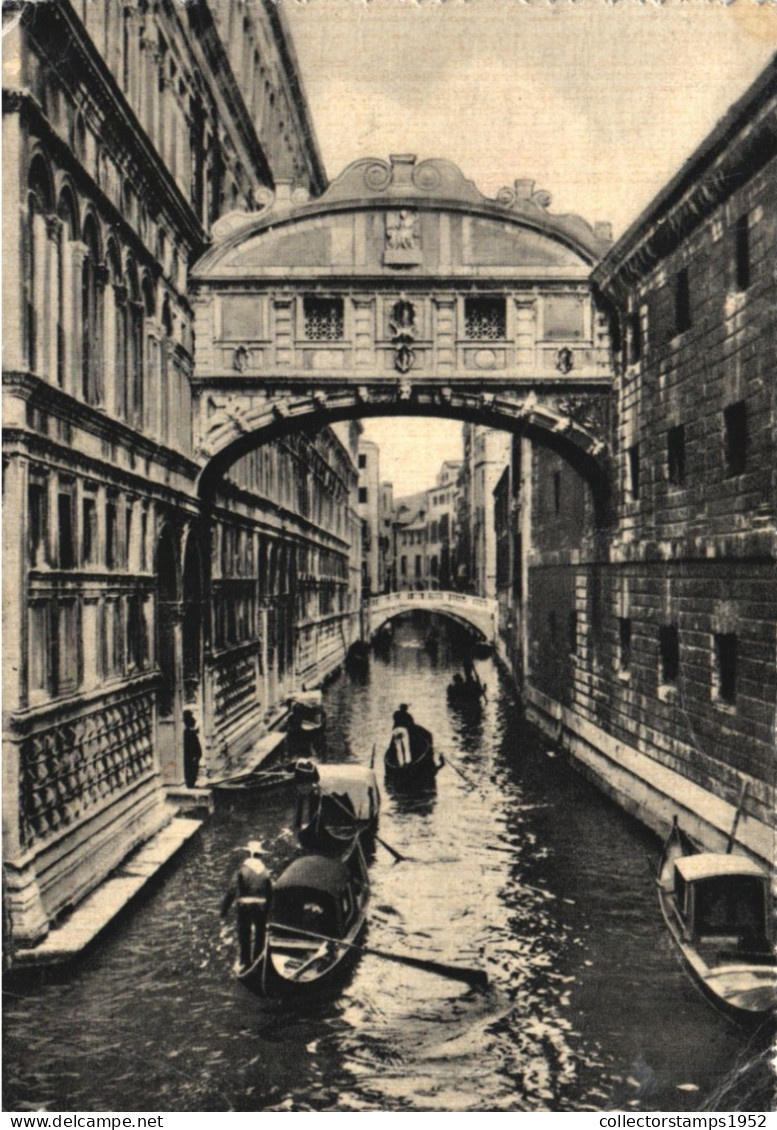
[2,112,24,372]
[273,295,295,367]
[432,293,456,374]
[63,241,87,399]
[352,296,374,369]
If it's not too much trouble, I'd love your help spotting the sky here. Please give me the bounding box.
[281,0,777,495]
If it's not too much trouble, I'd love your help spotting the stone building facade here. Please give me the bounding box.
[0,0,353,950]
[511,58,776,865]
[357,437,381,597]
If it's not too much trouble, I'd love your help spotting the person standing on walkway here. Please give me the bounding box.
[221,841,273,970]
[183,709,202,788]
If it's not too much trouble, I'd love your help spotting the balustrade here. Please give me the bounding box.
[210,644,259,730]
[19,690,155,850]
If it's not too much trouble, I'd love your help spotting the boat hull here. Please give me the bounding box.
[238,918,367,999]
[384,731,438,791]
[237,841,370,1000]
[657,822,777,1028]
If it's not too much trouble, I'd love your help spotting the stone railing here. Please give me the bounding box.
[18,688,156,851]
[209,643,259,732]
[367,590,498,641]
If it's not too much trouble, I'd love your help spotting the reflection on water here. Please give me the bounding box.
[3,619,769,1112]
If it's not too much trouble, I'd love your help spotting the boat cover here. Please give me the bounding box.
[317,765,379,823]
[676,854,768,882]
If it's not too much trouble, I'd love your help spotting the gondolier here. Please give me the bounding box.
[391,704,415,766]
[222,841,273,970]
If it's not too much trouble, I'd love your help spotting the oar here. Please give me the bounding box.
[317,784,409,864]
[726,781,748,854]
[272,922,488,989]
[370,743,376,770]
[441,754,478,790]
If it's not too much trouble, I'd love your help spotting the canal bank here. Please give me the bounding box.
[491,627,774,872]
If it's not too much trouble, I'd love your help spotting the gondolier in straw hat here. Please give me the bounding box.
[221,840,272,970]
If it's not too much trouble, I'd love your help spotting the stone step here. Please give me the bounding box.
[11,817,203,968]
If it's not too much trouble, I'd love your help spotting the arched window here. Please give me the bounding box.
[55,188,78,389]
[26,156,54,376]
[106,239,125,418]
[125,260,144,429]
[160,296,173,443]
[81,215,103,405]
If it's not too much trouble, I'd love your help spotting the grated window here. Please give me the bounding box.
[304,296,344,341]
[464,296,506,340]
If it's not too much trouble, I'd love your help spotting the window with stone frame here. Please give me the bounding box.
[618,617,632,673]
[28,601,51,699]
[724,400,747,476]
[464,296,506,340]
[735,213,750,292]
[304,296,344,340]
[568,609,578,654]
[714,632,737,705]
[82,493,98,566]
[628,309,642,365]
[627,444,641,501]
[659,623,680,687]
[28,475,48,568]
[56,597,80,694]
[674,267,691,335]
[57,484,76,570]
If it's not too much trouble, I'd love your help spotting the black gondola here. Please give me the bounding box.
[285,691,326,753]
[447,674,486,705]
[384,724,440,790]
[237,840,370,999]
[296,763,380,852]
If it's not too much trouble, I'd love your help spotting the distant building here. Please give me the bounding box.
[357,438,381,597]
[379,480,394,592]
[392,461,461,591]
[459,425,511,598]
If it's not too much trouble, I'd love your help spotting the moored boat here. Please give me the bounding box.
[296,763,380,852]
[657,818,777,1026]
[446,674,486,705]
[237,840,370,999]
[384,724,441,791]
[285,691,327,754]
[211,762,298,793]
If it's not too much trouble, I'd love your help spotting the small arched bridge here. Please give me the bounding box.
[365,591,498,644]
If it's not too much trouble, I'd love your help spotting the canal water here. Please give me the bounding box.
[4,618,771,1113]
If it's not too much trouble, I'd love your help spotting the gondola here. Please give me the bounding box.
[285,691,327,753]
[211,762,298,793]
[237,839,370,999]
[297,763,380,852]
[384,725,441,790]
[446,675,486,705]
[657,817,777,1026]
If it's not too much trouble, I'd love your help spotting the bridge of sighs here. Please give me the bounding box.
[190,153,616,507]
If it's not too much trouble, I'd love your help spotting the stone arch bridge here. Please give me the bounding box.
[365,591,498,645]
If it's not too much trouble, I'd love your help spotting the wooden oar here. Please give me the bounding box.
[370,743,376,770]
[441,754,478,790]
[317,784,408,864]
[272,922,488,989]
[726,781,748,854]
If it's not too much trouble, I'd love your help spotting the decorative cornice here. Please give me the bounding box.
[193,154,612,278]
[180,0,276,192]
[2,369,201,480]
[13,0,206,255]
